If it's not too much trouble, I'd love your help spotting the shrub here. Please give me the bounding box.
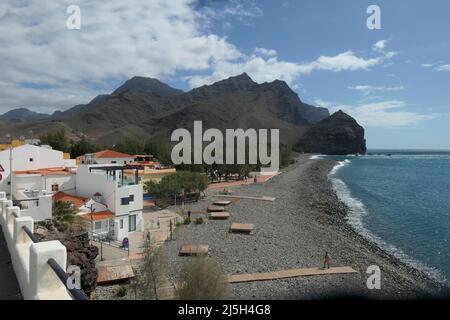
[175,257,230,300]
[184,217,191,225]
[116,285,128,298]
[195,217,204,225]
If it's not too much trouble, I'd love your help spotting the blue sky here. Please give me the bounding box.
[1,0,449,149]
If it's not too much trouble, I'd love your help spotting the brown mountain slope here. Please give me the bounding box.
[0,74,366,154]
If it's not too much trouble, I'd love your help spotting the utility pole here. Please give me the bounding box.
[6,134,13,198]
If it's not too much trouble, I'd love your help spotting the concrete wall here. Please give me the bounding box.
[0,191,73,300]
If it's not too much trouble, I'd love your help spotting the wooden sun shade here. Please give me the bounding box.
[209,212,231,220]
[179,244,209,256]
[229,223,254,234]
[213,200,232,206]
[207,205,225,212]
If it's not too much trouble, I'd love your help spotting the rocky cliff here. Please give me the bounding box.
[295,110,367,155]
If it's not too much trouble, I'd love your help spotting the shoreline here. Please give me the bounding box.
[164,155,448,299]
[328,158,448,286]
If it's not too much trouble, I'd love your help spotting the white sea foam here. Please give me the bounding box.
[328,159,351,175]
[309,154,325,160]
[329,162,447,284]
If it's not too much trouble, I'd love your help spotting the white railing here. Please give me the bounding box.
[0,191,86,300]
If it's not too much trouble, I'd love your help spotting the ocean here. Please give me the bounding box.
[316,151,450,284]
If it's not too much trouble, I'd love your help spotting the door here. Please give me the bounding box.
[128,215,136,232]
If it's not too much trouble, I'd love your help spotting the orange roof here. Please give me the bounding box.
[53,192,87,208]
[81,210,115,221]
[95,150,133,158]
[14,167,74,176]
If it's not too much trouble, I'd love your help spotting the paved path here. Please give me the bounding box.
[0,226,22,300]
[228,267,357,284]
[214,195,276,202]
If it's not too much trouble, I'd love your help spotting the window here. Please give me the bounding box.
[94,221,102,230]
[121,195,134,205]
[29,158,34,162]
[124,161,127,164]
[51,184,59,192]
[120,219,124,229]
[129,215,136,232]
[111,161,117,164]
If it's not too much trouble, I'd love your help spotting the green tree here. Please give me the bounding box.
[40,130,70,152]
[144,171,208,198]
[131,237,167,300]
[70,136,98,158]
[114,137,146,155]
[144,140,173,166]
[52,200,83,224]
[175,257,230,300]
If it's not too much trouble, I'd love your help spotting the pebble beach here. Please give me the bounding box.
[164,155,448,299]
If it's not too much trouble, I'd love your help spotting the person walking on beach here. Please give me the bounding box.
[323,252,331,269]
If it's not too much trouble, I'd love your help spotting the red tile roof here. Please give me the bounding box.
[81,210,115,221]
[95,150,133,159]
[53,192,87,208]
[14,167,74,176]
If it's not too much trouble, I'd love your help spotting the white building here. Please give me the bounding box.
[0,145,76,221]
[75,164,144,240]
[78,150,135,165]
[0,144,75,195]
[53,191,114,238]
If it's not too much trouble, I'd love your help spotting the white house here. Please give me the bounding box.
[78,150,135,165]
[53,191,114,237]
[75,164,143,240]
[0,145,76,221]
[0,144,76,195]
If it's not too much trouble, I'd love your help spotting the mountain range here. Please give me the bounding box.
[0,74,366,154]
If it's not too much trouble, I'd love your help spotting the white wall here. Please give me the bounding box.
[12,173,76,198]
[0,145,71,194]
[0,192,73,300]
[20,194,52,221]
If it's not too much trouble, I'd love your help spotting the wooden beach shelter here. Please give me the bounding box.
[207,205,225,212]
[213,200,232,206]
[179,244,209,256]
[209,211,231,220]
[229,223,254,234]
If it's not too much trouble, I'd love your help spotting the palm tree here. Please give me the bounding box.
[52,200,83,224]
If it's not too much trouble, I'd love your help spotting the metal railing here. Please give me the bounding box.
[22,225,89,300]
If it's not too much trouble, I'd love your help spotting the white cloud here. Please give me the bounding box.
[372,40,386,52]
[0,3,397,115]
[187,48,395,88]
[435,64,450,71]
[421,63,434,68]
[0,0,242,113]
[314,99,440,127]
[254,47,277,57]
[348,85,405,95]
